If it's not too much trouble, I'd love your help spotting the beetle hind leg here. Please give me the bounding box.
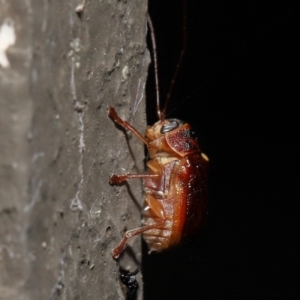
[112,220,165,259]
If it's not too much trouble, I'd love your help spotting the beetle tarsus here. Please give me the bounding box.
[109,174,127,184]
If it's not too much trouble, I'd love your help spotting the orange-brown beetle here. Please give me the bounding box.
[109,8,209,260]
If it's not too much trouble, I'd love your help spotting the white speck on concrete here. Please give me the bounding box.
[122,65,129,79]
[0,19,16,68]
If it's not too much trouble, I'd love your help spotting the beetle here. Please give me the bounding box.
[108,5,209,260]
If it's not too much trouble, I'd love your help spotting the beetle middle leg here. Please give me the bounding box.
[110,174,158,184]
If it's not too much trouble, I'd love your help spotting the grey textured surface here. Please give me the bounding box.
[0,0,149,299]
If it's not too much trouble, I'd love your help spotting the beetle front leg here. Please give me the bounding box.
[108,106,149,146]
[110,173,159,184]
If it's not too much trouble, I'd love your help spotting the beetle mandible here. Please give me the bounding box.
[108,3,209,260]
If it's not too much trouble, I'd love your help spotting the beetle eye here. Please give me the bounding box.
[161,119,182,133]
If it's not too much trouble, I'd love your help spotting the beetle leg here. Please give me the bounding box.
[108,106,149,146]
[112,219,165,259]
[110,173,159,184]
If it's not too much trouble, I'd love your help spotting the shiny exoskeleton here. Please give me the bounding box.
[109,3,208,259]
[108,107,209,259]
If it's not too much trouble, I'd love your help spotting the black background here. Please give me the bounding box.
[143,0,298,299]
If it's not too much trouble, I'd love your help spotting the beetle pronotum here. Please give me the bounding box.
[109,1,209,259]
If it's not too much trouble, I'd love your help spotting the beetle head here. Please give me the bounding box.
[146,118,184,141]
[146,119,201,157]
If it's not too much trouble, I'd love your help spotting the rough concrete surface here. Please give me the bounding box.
[0,0,149,299]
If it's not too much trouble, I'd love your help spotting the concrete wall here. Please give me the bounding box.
[0,1,148,299]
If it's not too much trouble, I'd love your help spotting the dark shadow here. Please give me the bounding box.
[144,0,298,299]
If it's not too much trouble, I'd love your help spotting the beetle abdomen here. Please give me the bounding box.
[142,151,208,252]
[142,159,178,251]
[142,206,173,252]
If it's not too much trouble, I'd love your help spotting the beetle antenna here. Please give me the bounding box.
[147,14,163,121]
[163,0,188,117]
[166,77,213,117]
